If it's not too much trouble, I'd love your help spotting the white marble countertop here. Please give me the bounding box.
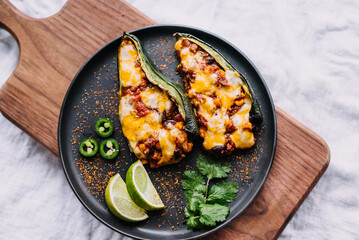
[1,0,358,239]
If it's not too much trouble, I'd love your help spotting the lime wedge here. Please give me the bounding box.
[126,160,165,210]
[105,173,148,222]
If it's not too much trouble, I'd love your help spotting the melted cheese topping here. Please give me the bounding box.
[176,39,255,151]
[119,40,192,167]
[140,86,172,112]
[119,44,145,87]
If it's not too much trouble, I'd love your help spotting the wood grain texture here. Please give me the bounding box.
[0,0,330,239]
[0,0,154,154]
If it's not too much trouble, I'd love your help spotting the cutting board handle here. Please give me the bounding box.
[0,0,33,41]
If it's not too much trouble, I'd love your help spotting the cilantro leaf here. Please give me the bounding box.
[184,184,207,199]
[199,204,229,227]
[184,205,203,229]
[181,158,237,230]
[184,206,192,218]
[196,156,231,179]
[207,181,239,205]
[182,170,205,191]
[193,184,207,195]
[187,192,206,213]
[183,182,207,199]
[186,216,202,229]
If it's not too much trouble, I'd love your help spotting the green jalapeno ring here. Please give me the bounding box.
[95,118,114,138]
[100,138,119,160]
[79,138,99,157]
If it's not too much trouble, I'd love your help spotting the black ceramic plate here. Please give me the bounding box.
[58,25,276,240]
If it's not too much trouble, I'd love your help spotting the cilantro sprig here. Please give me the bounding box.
[181,156,239,229]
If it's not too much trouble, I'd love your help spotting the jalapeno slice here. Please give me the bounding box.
[100,138,119,159]
[95,118,114,138]
[79,138,98,157]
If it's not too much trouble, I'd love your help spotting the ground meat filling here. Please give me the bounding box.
[119,39,193,167]
[175,38,255,154]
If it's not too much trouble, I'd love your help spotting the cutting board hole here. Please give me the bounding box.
[0,28,19,86]
[9,0,67,18]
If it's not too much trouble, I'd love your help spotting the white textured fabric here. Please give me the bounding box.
[1,0,359,239]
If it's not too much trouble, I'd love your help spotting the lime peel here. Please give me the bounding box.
[105,173,148,222]
[126,160,165,211]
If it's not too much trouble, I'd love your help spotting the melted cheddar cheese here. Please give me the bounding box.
[119,39,192,167]
[140,86,172,112]
[119,44,145,87]
[175,39,254,153]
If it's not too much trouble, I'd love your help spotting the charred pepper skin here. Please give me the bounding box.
[100,138,120,160]
[95,118,114,138]
[79,138,99,157]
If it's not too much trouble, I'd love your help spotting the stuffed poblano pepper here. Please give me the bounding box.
[174,33,263,155]
[118,33,197,168]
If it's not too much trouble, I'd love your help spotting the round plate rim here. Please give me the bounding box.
[58,24,277,240]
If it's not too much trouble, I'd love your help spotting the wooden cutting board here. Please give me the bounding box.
[0,0,330,239]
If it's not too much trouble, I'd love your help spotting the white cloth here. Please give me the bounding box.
[1,0,358,239]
